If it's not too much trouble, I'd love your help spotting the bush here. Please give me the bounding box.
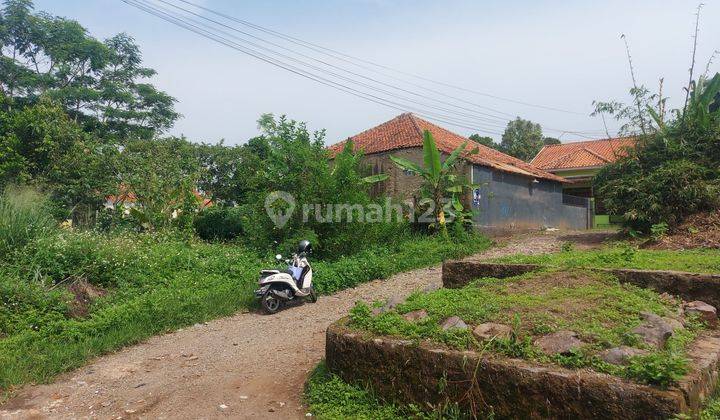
[594,73,720,233]
[193,206,246,241]
[595,157,719,232]
[0,186,57,257]
[0,230,491,392]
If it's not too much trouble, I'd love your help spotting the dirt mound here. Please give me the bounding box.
[647,211,720,250]
[67,278,107,318]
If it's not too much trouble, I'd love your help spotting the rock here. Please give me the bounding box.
[269,407,275,412]
[597,346,648,365]
[684,301,718,327]
[663,317,684,331]
[534,331,584,355]
[385,296,404,310]
[472,323,512,341]
[219,404,228,410]
[372,296,404,315]
[423,283,440,293]
[403,309,429,322]
[631,312,674,349]
[440,316,468,331]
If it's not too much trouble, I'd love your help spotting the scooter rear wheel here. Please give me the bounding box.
[262,290,282,314]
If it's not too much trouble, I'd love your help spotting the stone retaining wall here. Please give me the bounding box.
[326,320,720,419]
[442,261,720,308]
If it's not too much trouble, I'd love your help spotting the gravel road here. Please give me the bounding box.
[1,231,608,419]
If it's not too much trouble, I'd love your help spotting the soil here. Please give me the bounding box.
[0,231,606,420]
[66,279,107,318]
[646,210,720,250]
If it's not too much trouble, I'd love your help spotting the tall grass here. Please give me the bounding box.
[0,187,57,257]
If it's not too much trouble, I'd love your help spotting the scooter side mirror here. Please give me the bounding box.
[275,254,283,261]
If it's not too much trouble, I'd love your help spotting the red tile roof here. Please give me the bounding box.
[328,113,568,183]
[531,137,637,171]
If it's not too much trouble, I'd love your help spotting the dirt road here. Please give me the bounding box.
[1,231,607,419]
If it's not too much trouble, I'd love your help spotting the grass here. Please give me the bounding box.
[0,228,491,396]
[348,269,704,387]
[304,362,470,420]
[491,244,720,274]
[700,388,720,420]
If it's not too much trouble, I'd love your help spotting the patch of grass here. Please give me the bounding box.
[0,231,490,395]
[304,362,472,420]
[492,244,720,274]
[348,270,703,387]
[304,362,406,419]
[699,385,720,420]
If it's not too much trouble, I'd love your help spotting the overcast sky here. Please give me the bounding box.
[34,0,720,146]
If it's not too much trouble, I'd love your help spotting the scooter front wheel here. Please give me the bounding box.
[262,289,282,314]
[309,288,318,303]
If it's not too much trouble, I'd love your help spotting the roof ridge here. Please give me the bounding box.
[409,113,519,162]
[552,137,636,147]
[406,113,426,142]
[582,147,611,163]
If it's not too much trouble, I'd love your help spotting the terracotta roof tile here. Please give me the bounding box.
[531,137,636,170]
[328,113,568,183]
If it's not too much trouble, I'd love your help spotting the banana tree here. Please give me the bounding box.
[390,130,478,236]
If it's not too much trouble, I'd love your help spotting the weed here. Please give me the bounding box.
[492,245,720,274]
[0,231,490,394]
[348,269,699,387]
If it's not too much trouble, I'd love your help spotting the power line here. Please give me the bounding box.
[152,0,521,125]
[163,0,613,138]
[174,0,589,116]
[140,0,513,130]
[122,0,508,135]
[124,0,610,139]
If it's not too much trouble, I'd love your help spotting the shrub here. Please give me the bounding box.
[594,73,720,233]
[194,206,246,241]
[0,186,57,256]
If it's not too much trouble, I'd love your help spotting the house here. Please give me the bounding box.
[531,137,636,228]
[105,186,213,211]
[328,113,592,231]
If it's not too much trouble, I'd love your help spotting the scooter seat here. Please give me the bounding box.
[260,269,280,275]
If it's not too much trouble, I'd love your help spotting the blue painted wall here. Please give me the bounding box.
[471,165,589,230]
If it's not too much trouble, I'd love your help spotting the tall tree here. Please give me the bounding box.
[500,117,544,161]
[468,134,502,150]
[0,0,178,138]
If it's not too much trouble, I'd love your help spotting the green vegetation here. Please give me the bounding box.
[700,388,720,420]
[305,362,468,420]
[592,25,720,233]
[491,245,720,274]
[0,188,490,393]
[348,270,703,387]
[389,130,479,236]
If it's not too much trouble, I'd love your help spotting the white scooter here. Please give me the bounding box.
[255,240,318,314]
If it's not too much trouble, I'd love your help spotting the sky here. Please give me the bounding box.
[34,0,720,146]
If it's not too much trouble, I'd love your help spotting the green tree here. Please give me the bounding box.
[0,0,178,138]
[194,141,262,205]
[543,137,561,145]
[468,134,501,150]
[117,137,201,230]
[0,93,116,222]
[594,73,720,232]
[500,117,544,161]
